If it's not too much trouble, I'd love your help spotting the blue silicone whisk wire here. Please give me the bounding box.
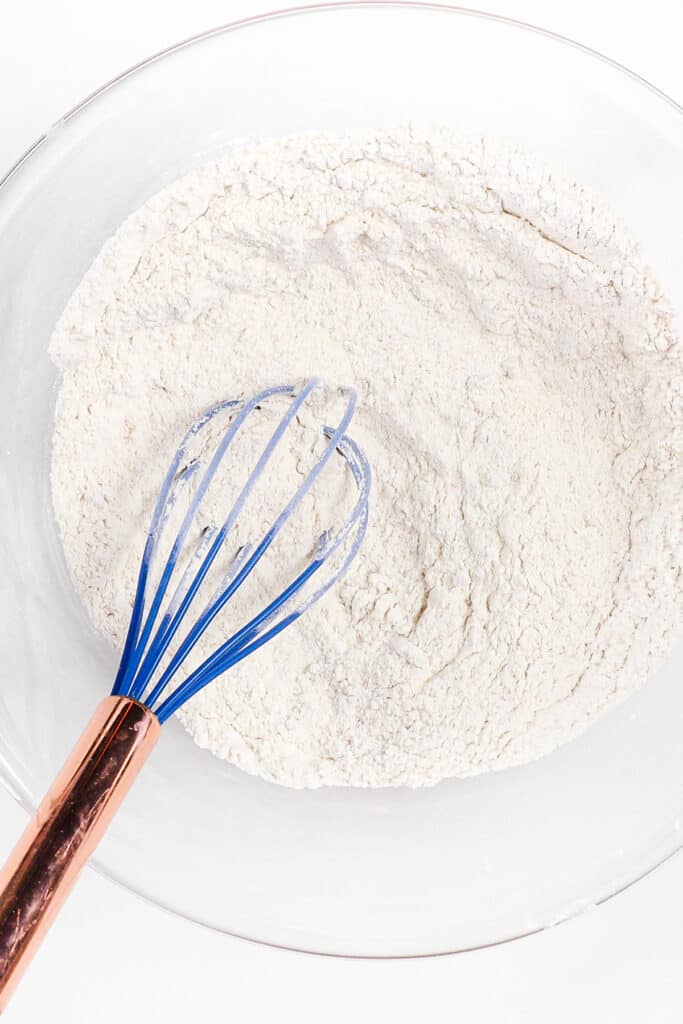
[111,379,370,724]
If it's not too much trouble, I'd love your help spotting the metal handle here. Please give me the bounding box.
[0,696,159,1011]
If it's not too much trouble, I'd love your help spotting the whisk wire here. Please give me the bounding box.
[146,391,359,710]
[134,379,348,703]
[112,379,370,720]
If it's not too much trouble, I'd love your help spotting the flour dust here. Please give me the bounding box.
[50,127,683,787]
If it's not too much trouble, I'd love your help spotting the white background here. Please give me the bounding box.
[1,1,682,1020]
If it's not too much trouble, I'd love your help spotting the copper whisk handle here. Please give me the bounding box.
[0,696,159,1011]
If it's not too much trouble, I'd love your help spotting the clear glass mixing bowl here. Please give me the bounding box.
[0,2,682,957]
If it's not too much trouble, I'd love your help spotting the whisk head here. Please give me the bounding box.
[111,379,370,723]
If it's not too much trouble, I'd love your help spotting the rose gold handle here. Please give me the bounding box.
[0,696,159,1011]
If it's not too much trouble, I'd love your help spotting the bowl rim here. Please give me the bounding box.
[2,0,683,192]
[1,0,683,960]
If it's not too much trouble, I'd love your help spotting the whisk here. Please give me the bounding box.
[0,378,370,1008]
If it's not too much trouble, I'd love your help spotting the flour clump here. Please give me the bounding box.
[50,127,683,787]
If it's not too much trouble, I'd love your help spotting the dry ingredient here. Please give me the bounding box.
[51,126,683,788]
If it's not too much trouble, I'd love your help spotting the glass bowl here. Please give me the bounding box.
[0,2,682,957]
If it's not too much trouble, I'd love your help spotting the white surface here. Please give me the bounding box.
[1,0,683,1019]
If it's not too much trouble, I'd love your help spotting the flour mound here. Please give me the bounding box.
[50,127,683,788]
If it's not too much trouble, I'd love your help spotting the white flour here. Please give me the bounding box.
[50,126,683,788]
